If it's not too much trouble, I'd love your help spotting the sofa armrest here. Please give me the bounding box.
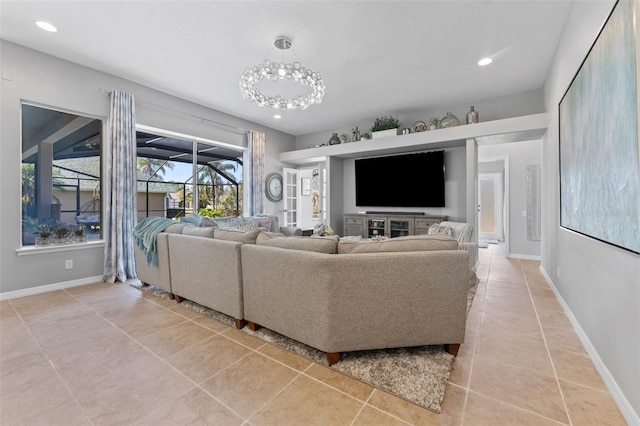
[135,233,172,293]
[168,234,244,319]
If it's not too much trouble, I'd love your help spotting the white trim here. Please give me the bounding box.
[16,240,105,256]
[0,276,104,301]
[507,253,541,261]
[539,266,640,426]
[136,124,246,152]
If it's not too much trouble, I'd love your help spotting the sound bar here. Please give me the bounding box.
[366,211,425,215]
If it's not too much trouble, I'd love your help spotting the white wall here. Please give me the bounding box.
[542,1,640,422]
[0,41,295,294]
[341,147,467,222]
[479,139,542,258]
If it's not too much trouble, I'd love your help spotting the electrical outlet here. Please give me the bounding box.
[65,259,73,270]
[522,210,527,217]
[556,266,560,278]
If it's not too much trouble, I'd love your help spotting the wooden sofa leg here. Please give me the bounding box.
[247,321,261,331]
[444,344,461,357]
[327,352,341,366]
[168,293,175,300]
[174,294,183,303]
[234,319,246,329]
[141,282,150,287]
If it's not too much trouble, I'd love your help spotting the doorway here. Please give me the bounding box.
[478,171,504,242]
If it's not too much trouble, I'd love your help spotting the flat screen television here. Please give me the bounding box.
[355,150,445,207]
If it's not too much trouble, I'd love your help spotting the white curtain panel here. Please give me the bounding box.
[247,130,265,216]
[103,90,137,283]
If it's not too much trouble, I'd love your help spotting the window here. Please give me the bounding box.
[135,129,243,220]
[21,104,103,246]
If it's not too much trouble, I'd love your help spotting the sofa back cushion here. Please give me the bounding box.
[257,232,339,254]
[164,223,190,234]
[214,228,264,244]
[182,225,216,239]
[338,234,458,254]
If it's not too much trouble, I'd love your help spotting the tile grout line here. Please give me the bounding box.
[7,297,97,426]
[62,287,253,423]
[460,241,496,426]
[134,282,456,420]
[520,262,574,426]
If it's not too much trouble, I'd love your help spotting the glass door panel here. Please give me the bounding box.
[283,167,298,227]
[367,218,385,238]
[389,219,410,238]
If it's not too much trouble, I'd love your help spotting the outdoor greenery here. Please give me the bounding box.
[137,157,174,179]
[137,156,242,218]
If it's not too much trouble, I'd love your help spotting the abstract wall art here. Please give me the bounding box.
[559,0,640,254]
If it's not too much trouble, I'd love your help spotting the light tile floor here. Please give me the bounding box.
[0,243,628,425]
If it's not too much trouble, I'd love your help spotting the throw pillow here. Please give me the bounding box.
[217,217,259,232]
[199,217,219,228]
[181,213,202,226]
[427,223,453,237]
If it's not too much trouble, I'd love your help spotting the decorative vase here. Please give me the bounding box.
[371,128,400,139]
[352,126,361,142]
[439,112,460,128]
[466,106,479,124]
[329,133,341,145]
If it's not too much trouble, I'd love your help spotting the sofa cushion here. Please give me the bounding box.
[427,223,453,237]
[199,217,219,228]
[257,232,339,254]
[338,234,458,254]
[214,228,264,244]
[182,225,215,239]
[164,223,190,234]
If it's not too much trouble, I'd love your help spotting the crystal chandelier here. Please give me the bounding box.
[239,36,325,111]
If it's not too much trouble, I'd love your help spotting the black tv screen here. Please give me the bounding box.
[355,150,445,207]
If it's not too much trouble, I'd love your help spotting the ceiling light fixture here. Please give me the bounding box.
[239,36,325,111]
[273,114,282,119]
[478,57,493,66]
[35,21,57,32]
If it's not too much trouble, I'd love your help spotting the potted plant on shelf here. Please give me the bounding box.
[371,115,400,139]
[428,117,439,130]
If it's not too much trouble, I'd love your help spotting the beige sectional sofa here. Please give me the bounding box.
[135,223,474,365]
[242,234,470,365]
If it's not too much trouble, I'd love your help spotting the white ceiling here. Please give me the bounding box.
[0,1,573,136]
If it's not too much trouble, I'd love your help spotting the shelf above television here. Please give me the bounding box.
[279,113,548,165]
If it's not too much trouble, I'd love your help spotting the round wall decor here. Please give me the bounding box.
[265,173,283,202]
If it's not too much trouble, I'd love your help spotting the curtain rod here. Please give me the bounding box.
[99,88,247,135]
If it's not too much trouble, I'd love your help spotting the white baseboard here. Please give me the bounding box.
[508,253,541,261]
[0,276,104,301]
[539,266,640,426]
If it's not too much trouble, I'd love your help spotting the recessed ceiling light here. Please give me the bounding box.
[478,57,493,66]
[273,114,282,119]
[36,21,58,32]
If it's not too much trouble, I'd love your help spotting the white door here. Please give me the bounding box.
[283,167,298,227]
[478,172,504,241]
